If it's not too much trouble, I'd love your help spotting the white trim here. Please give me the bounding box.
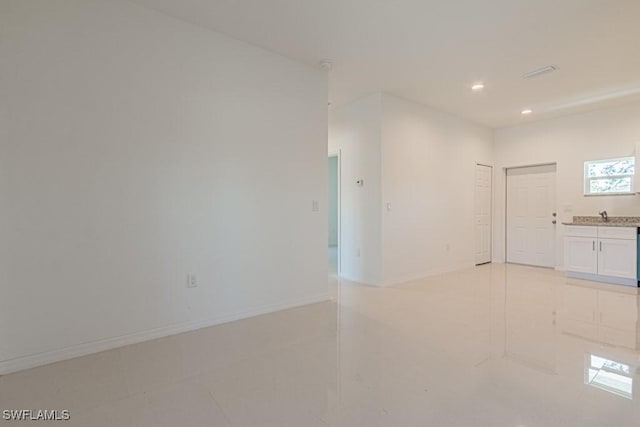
[475,163,493,265]
[337,272,378,286]
[380,262,474,287]
[338,262,474,288]
[0,293,329,375]
[566,271,638,287]
[503,162,557,171]
[584,192,636,197]
[475,162,493,168]
[328,150,341,275]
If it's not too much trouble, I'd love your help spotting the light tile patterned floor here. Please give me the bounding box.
[2,263,640,426]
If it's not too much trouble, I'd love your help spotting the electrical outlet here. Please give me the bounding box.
[187,273,197,288]
[312,200,319,212]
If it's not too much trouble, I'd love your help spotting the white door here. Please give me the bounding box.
[474,164,492,265]
[564,236,598,274]
[507,164,557,267]
[598,238,637,279]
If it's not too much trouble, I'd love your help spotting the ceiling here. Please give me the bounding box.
[130,0,640,128]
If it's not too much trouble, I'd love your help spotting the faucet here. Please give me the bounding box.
[599,210,608,222]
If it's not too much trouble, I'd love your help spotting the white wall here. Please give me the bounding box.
[327,156,338,246]
[328,93,493,286]
[380,94,493,285]
[0,0,328,373]
[493,101,640,268]
[328,94,383,285]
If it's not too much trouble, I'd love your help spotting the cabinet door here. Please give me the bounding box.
[564,236,598,274]
[598,238,637,279]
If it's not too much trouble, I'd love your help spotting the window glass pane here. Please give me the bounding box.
[587,158,635,178]
[589,177,631,193]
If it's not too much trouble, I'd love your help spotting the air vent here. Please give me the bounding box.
[523,65,557,79]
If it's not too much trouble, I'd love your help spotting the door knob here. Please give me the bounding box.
[552,212,557,217]
[552,220,557,224]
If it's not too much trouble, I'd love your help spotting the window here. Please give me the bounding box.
[584,157,635,195]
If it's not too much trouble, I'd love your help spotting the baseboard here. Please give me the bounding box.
[0,292,329,376]
[335,273,378,286]
[565,271,638,287]
[381,262,473,287]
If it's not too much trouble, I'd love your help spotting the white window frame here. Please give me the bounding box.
[584,156,635,196]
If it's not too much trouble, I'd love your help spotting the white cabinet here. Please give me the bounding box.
[564,225,637,286]
[598,238,637,279]
[564,236,597,274]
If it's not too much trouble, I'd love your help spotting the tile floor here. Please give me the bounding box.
[2,263,640,426]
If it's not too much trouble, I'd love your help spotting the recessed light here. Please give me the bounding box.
[521,109,533,115]
[471,83,485,91]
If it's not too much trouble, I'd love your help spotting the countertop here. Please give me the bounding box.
[562,222,640,227]
[562,215,640,227]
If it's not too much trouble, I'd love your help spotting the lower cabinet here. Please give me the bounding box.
[598,238,637,279]
[565,236,598,274]
[564,226,637,286]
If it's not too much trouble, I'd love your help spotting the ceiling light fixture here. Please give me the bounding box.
[521,109,533,115]
[523,65,557,79]
[472,83,485,91]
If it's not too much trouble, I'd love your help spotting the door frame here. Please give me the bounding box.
[504,162,557,267]
[475,162,493,265]
[328,150,341,274]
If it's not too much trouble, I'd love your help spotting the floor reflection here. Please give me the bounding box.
[3,263,640,426]
[586,354,633,399]
[559,281,640,349]
[332,263,640,426]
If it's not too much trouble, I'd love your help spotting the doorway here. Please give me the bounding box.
[506,164,557,268]
[328,152,340,275]
[475,164,492,265]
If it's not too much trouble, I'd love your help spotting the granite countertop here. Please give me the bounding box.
[562,216,640,227]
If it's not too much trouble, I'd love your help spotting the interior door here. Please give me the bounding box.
[507,164,557,268]
[475,164,492,265]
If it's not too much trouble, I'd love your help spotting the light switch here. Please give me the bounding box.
[312,200,319,212]
[187,273,197,288]
[386,203,392,212]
